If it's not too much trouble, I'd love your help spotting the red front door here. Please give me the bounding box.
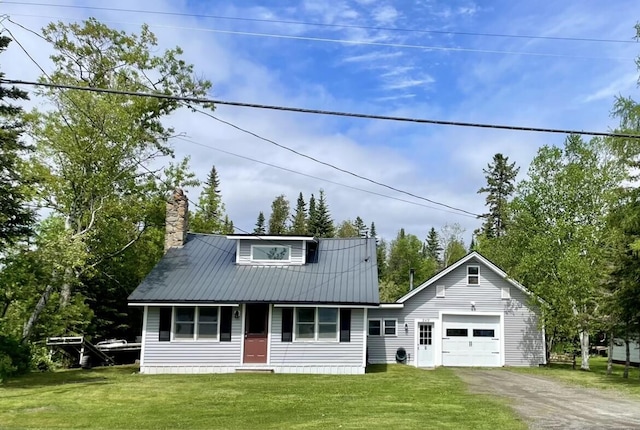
[243,304,269,363]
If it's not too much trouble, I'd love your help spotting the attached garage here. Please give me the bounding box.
[441,314,502,367]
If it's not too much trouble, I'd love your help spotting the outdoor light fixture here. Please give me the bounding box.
[233,310,240,319]
[470,301,476,311]
[404,323,409,333]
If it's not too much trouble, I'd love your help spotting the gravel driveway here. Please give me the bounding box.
[455,369,640,429]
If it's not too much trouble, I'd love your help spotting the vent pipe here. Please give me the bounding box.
[409,268,415,291]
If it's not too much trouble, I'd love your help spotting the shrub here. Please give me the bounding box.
[0,335,31,383]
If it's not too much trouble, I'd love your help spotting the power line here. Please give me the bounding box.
[4,1,637,45]
[5,12,633,61]
[175,136,478,218]
[3,78,640,140]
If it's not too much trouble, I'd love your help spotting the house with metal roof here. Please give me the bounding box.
[128,190,378,374]
[129,189,545,374]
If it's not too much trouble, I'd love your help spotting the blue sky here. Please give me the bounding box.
[3,0,640,242]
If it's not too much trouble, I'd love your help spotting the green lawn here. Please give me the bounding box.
[512,357,640,397]
[0,364,525,429]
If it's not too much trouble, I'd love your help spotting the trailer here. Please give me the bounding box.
[46,336,141,368]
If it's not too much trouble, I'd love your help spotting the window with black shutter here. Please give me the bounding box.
[340,309,351,342]
[281,308,293,342]
[220,307,233,341]
[158,307,172,342]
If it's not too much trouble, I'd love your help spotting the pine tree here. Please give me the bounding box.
[308,194,317,236]
[423,227,442,266]
[191,165,228,234]
[222,216,234,234]
[253,211,266,235]
[268,194,290,235]
[353,216,367,238]
[290,192,307,235]
[478,153,519,238]
[335,219,359,237]
[370,222,377,240]
[313,189,334,238]
[0,36,34,246]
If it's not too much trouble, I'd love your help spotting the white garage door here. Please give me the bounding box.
[442,314,501,367]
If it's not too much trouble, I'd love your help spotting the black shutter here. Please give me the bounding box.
[159,307,172,342]
[340,309,351,342]
[281,308,293,342]
[220,307,232,341]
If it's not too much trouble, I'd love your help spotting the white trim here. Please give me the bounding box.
[240,304,245,362]
[129,303,238,307]
[438,311,505,367]
[362,308,368,367]
[140,306,148,367]
[367,318,382,336]
[501,285,511,300]
[266,304,272,365]
[436,285,445,298]
[302,240,307,264]
[398,252,535,303]
[541,325,548,365]
[236,240,240,264]
[293,307,340,342]
[226,235,316,241]
[273,304,374,308]
[171,306,221,342]
[378,303,404,309]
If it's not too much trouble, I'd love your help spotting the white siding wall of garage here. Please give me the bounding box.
[367,257,545,367]
[140,306,366,374]
[612,339,640,365]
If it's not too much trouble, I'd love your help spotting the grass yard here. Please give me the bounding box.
[512,357,640,397]
[0,364,525,429]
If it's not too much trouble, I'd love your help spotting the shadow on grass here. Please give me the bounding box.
[2,365,138,389]
[366,364,389,373]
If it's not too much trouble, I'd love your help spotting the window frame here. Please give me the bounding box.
[368,319,382,336]
[250,244,292,263]
[171,306,221,342]
[383,319,397,336]
[467,265,480,285]
[293,307,340,342]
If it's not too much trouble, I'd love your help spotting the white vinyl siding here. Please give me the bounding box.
[142,307,242,367]
[237,239,305,265]
[367,257,544,367]
[270,307,365,366]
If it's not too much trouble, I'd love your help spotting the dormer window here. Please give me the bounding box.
[467,265,479,285]
[251,245,291,262]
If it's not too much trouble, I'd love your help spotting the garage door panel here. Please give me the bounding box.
[441,315,501,367]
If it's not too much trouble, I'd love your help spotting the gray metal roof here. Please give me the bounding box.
[128,234,379,305]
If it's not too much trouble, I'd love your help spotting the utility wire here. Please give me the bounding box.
[4,1,637,45]
[4,78,640,141]
[6,12,634,62]
[175,136,478,218]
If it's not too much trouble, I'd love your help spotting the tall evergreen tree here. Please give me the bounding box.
[423,227,442,266]
[370,222,377,240]
[313,189,334,238]
[268,194,290,235]
[253,211,266,235]
[191,165,229,234]
[290,192,307,235]
[0,36,34,246]
[478,153,519,238]
[308,194,317,236]
[353,216,367,238]
[222,215,234,234]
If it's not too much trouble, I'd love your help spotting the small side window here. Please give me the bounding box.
[467,266,479,285]
[383,319,397,336]
[368,319,381,336]
[501,286,511,299]
[436,285,445,298]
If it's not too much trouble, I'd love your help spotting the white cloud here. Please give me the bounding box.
[372,5,399,25]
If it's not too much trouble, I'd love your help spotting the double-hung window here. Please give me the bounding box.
[368,319,396,336]
[173,307,219,340]
[467,265,480,285]
[294,307,339,341]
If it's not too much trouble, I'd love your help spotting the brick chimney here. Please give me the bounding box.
[165,188,189,251]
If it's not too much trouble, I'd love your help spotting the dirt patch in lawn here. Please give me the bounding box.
[456,369,640,429]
